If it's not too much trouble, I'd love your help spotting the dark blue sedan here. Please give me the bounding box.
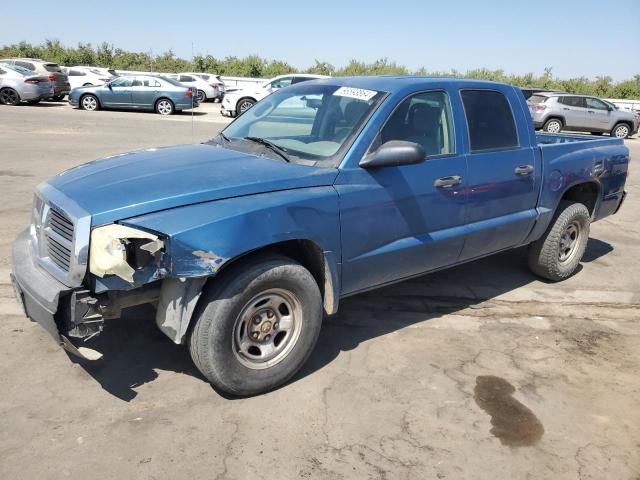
[68,74,199,115]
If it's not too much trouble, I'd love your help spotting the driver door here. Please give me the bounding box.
[101,76,133,107]
[335,90,468,295]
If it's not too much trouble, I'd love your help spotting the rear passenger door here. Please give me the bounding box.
[559,96,587,129]
[458,89,539,262]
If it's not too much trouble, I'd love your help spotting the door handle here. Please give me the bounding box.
[587,110,595,114]
[514,165,534,176]
[562,107,570,110]
[434,176,462,188]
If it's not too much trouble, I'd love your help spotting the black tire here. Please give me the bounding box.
[528,200,590,281]
[0,88,21,105]
[611,122,631,139]
[543,118,563,134]
[80,94,99,111]
[196,90,206,103]
[189,255,323,396]
[236,97,256,115]
[155,98,174,115]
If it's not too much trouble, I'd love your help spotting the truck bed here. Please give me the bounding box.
[533,132,628,225]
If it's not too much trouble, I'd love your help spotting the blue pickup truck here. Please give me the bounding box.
[11,77,629,395]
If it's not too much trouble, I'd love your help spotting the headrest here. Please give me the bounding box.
[343,101,369,125]
[409,103,441,134]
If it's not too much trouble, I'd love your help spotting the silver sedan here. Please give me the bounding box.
[0,64,53,105]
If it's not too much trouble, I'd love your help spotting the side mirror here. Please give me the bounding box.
[360,140,426,169]
[107,82,113,90]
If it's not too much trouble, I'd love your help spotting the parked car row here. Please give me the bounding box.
[526,91,639,138]
[0,57,226,115]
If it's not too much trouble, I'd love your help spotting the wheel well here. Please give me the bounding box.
[212,240,333,313]
[545,116,564,126]
[561,182,599,216]
[155,97,174,107]
[613,121,632,130]
[236,96,256,108]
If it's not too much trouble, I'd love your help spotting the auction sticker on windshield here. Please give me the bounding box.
[333,87,378,101]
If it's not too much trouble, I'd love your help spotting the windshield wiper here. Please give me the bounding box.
[243,136,291,163]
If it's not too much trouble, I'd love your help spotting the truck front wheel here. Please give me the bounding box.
[528,201,590,281]
[188,255,323,396]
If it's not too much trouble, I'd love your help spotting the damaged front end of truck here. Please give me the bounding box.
[10,183,227,361]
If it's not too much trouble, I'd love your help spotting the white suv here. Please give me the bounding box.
[221,74,328,117]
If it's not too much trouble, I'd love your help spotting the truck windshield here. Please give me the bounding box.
[219,83,385,166]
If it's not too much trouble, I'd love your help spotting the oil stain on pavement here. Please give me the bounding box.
[474,375,544,447]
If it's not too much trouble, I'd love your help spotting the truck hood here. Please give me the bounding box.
[45,144,338,225]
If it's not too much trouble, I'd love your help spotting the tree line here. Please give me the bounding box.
[2,40,639,99]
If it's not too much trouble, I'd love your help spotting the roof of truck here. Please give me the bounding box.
[310,75,512,93]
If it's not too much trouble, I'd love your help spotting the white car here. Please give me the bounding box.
[64,66,115,90]
[221,74,328,117]
[184,72,225,101]
[169,73,219,103]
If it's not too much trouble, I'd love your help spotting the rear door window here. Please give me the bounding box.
[560,96,586,108]
[461,90,518,152]
[43,63,61,72]
[179,75,195,82]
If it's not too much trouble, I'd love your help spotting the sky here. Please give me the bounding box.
[1,0,638,80]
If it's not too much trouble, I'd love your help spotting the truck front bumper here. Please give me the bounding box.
[10,228,103,360]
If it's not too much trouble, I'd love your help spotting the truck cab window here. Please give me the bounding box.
[461,90,518,151]
[380,91,455,156]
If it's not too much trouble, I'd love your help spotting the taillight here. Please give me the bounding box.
[48,73,56,81]
[209,83,217,87]
[185,91,193,97]
[25,79,39,84]
[529,104,546,112]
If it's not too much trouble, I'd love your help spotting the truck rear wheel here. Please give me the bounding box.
[188,255,323,396]
[528,201,590,281]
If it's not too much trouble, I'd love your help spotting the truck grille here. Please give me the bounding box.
[31,185,91,287]
[44,208,74,272]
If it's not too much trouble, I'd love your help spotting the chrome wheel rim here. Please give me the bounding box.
[157,100,172,115]
[0,89,18,104]
[232,288,303,369]
[82,96,97,110]
[238,100,253,113]
[614,125,628,138]
[559,221,581,264]
[547,121,561,133]
[197,91,205,102]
